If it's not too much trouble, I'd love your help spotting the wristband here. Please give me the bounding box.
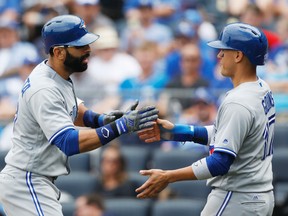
[83,110,101,128]
[96,122,120,145]
[171,124,208,145]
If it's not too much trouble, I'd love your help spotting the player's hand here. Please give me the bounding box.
[102,100,139,125]
[116,105,159,134]
[137,118,175,143]
[136,169,169,199]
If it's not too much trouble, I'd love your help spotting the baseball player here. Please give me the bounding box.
[0,15,158,216]
[136,22,275,216]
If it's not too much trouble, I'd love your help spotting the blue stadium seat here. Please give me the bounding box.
[169,180,211,200]
[61,201,75,216]
[120,146,151,172]
[272,148,288,206]
[151,199,205,216]
[55,171,97,198]
[151,147,207,170]
[273,124,288,149]
[105,198,151,216]
[69,153,91,172]
[128,171,149,188]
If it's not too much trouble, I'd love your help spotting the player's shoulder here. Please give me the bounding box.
[22,61,59,98]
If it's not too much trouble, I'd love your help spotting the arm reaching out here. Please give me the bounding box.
[138,118,209,145]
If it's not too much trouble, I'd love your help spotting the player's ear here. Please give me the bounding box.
[235,51,244,63]
[53,47,66,60]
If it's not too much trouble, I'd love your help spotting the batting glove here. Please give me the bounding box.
[115,105,159,134]
[100,100,139,125]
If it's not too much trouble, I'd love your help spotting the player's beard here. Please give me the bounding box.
[64,49,90,73]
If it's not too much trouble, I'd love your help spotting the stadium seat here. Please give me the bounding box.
[61,201,75,216]
[169,180,211,200]
[69,153,91,172]
[273,124,288,148]
[151,147,207,170]
[128,171,149,188]
[272,148,288,206]
[151,199,205,216]
[105,198,151,216]
[0,150,8,170]
[55,171,97,199]
[120,146,151,172]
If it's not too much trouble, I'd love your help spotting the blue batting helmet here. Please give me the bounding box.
[207,22,268,65]
[42,15,99,54]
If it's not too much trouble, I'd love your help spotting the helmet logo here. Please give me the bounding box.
[80,22,87,29]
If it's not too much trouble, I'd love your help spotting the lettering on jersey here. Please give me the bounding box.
[262,113,275,160]
[262,91,274,114]
[21,78,31,96]
[69,105,77,122]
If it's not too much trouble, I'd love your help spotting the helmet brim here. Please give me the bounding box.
[207,40,235,50]
[66,32,100,47]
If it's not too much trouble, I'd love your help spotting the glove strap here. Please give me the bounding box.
[115,118,128,135]
[95,122,120,145]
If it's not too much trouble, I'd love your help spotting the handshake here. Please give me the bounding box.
[102,100,159,135]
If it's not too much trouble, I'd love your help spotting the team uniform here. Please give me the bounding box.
[0,60,78,216]
[201,78,275,215]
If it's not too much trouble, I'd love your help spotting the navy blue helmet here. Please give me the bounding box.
[207,22,268,65]
[42,15,99,54]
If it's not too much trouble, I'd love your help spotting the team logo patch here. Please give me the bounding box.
[101,127,109,138]
[222,139,229,145]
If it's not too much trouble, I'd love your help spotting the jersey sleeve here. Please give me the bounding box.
[213,102,253,156]
[28,88,75,143]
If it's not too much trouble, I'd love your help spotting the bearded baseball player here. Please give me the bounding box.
[136,22,275,216]
[0,15,158,216]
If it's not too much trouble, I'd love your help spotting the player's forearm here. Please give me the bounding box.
[78,129,103,152]
[166,166,198,183]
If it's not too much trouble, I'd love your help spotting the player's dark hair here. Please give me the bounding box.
[49,47,54,56]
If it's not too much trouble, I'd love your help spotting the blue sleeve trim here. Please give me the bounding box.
[51,128,80,156]
[214,147,237,157]
[171,124,208,145]
[49,126,75,144]
[206,151,235,176]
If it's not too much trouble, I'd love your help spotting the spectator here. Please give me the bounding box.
[119,41,168,106]
[178,88,217,126]
[0,20,39,78]
[86,26,141,112]
[0,53,41,151]
[164,8,217,81]
[94,144,138,198]
[0,0,22,23]
[239,3,281,50]
[161,42,210,121]
[257,17,288,114]
[120,0,173,54]
[71,0,114,31]
[75,193,109,216]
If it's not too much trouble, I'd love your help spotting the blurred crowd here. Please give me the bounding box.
[1,1,288,215]
[0,0,288,147]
